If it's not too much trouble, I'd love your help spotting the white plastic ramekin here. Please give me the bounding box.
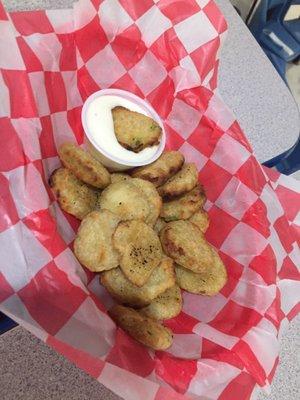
[81,89,166,171]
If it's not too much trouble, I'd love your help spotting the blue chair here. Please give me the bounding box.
[0,312,17,335]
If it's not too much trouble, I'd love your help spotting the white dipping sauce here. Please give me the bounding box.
[85,95,159,162]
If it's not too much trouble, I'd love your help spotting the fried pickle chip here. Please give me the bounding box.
[49,168,98,220]
[160,220,215,273]
[160,185,206,221]
[189,209,210,233]
[100,257,175,307]
[112,106,162,152]
[158,163,198,198]
[58,143,111,189]
[113,220,162,286]
[109,305,173,350]
[99,181,150,222]
[111,173,132,183]
[175,251,227,295]
[131,178,162,226]
[140,284,182,320]
[154,218,167,234]
[131,151,184,187]
[74,210,120,272]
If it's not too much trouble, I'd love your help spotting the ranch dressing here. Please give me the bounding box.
[85,95,159,163]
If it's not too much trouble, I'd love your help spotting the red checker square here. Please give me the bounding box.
[18,261,87,336]
[164,311,199,334]
[203,0,227,34]
[177,86,213,115]
[47,335,105,378]
[0,174,20,233]
[198,160,233,202]
[265,290,285,329]
[0,2,8,20]
[150,28,188,72]
[155,352,197,394]
[227,121,252,153]
[249,245,276,286]
[75,16,108,63]
[158,0,201,24]
[219,252,244,297]
[111,25,147,70]
[0,118,27,171]
[112,72,144,98]
[106,329,155,377]
[10,10,54,35]
[16,37,43,72]
[77,66,100,99]
[164,123,185,151]
[205,205,239,248]
[276,185,300,222]
[0,272,15,303]
[262,165,280,183]
[58,34,77,71]
[119,0,154,20]
[190,37,220,81]
[155,386,192,400]
[91,0,104,10]
[44,72,67,113]
[268,357,279,383]
[235,156,267,195]
[241,198,270,238]
[67,107,84,145]
[39,116,57,158]
[219,371,256,400]
[188,116,223,158]
[209,300,263,337]
[209,61,219,91]
[61,211,81,233]
[23,209,67,258]
[274,215,294,253]
[232,340,267,386]
[1,70,37,118]
[278,256,299,281]
[290,223,300,247]
[201,338,244,370]
[146,76,175,119]
[287,303,300,321]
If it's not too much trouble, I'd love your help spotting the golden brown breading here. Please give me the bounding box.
[98,181,150,222]
[58,143,111,189]
[49,168,98,220]
[158,163,198,198]
[175,250,227,295]
[100,257,175,307]
[131,178,162,226]
[113,220,162,286]
[131,151,184,187]
[160,185,205,221]
[74,210,120,272]
[109,305,173,350]
[111,173,132,183]
[140,284,182,320]
[160,220,215,273]
[189,209,209,233]
[112,106,162,152]
[153,217,167,234]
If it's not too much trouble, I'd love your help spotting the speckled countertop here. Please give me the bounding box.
[1,1,299,400]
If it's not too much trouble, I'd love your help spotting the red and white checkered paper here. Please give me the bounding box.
[0,0,299,399]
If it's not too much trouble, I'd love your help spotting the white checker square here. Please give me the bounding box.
[167,98,201,139]
[0,222,52,291]
[46,9,74,34]
[202,67,214,87]
[179,141,208,171]
[136,5,172,47]
[49,202,75,245]
[86,45,126,87]
[24,33,62,71]
[74,0,97,29]
[11,118,42,162]
[168,334,202,359]
[230,268,276,314]
[61,71,83,109]
[278,279,300,315]
[196,0,211,7]
[28,72,50,116]
[183,291,227,323]
[288,243,300,269]
[174,11,218,53]
[169,55,201,92]
[98,363,158,400]
[221,222,267,266]
[129,51,167,96]
[243,318,279,375]
[215,177,258,220]
[42,156,61,182]
[88,275,115,310]
[55,297,115,358]
[99,0,133,41]
[211,134,251,174]
[0,71,10,117]
[277,173,300,193]
[269,226,287,271]
[0,21,25,69]
[205,94,236,131]
[193,322,239,349]
[51,111,77,147]
[260,184,284,224]
[3,163,49,219]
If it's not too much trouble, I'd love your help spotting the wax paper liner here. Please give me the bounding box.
[0,1,299,399]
